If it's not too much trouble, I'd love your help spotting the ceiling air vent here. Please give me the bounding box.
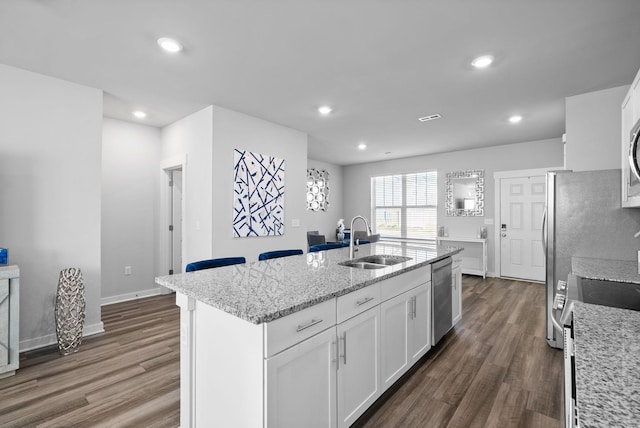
[418,114,442,122]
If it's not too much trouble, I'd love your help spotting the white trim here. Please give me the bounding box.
[19,322,105,352]
[159,154,187,282]
[493,166,561,278]
[493,166,563,180]
[101,287,164,306]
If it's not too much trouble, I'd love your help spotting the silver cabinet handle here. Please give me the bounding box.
[408,296,417,319]
[356,296,374,306]
[413,296,417,318]
[341,332,347,365]
[296,318,322,332]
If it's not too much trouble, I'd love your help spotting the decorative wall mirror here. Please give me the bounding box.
[446,169,484,216]
[306,168,330,211]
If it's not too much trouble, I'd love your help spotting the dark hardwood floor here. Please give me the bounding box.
[0,276,562,427]
[356,275,563,428]
[0,295,180,428]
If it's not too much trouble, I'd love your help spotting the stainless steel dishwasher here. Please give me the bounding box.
[432,257,453,345]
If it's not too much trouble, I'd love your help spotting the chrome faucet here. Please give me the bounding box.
[349,215,372,259]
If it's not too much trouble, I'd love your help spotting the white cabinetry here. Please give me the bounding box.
[380,282,431,389]
[266,327,337,428]
[0,266,20,379]
[336,306,380,427]
[621,65,640,207]
[380,290,409,388]
[408,283,431,362]
[452,255,462,325]
[175,264,435,427]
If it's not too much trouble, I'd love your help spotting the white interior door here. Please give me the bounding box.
[500,176,546,281]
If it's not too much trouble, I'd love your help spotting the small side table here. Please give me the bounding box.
[0,265,20,378]
[436,237,487,278]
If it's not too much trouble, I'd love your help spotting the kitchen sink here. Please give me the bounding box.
[339,255,412,269]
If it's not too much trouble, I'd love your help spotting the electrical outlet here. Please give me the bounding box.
[124,266,132,275]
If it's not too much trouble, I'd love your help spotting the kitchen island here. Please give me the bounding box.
[156,241,461,428]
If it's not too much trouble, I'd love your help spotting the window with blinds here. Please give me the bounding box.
[371,171,437,240]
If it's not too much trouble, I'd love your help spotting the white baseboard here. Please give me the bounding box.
[19,321,105,353]
[101,287,164,306]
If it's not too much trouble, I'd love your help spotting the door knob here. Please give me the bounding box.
[501,233,507,237]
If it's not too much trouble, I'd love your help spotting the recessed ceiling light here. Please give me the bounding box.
[318,106,333,115]
[133,110,147,119]
[509,115,523,124]
[157,37,183,53]
[471,55,494,69]
[358,143,367,150]
[418,114,442,122]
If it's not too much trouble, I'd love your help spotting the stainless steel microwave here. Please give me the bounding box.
[626,117,640,205]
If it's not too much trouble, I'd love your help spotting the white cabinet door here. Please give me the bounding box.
[622,92,638,206]
[633,73,640,125]
[408,283,431,363]
[380,291,410,389]
[337,306,380,428]
[265,327,337,428]
[452,265,462,325]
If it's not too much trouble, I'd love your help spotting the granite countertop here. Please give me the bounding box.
[572,302,640,427]
[156,241,461,324]
[0,265,20,279]
[572,256,640,284]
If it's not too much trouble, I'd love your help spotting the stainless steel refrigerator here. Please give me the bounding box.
[544,169,640,349]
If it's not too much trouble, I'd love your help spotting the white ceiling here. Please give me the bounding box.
[1,1,639,166]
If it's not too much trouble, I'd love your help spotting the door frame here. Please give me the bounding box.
[160,155,187,288]
[493,167,561,279]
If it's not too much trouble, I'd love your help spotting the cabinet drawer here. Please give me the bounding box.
[264,298,336,357]
[380,265,431,302]
[337,282,381,324]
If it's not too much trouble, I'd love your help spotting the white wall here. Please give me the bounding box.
[211,106,308,262]
[306,159,344,242]
[161,106,214,267]
[343,138,563,275]
[565,85,629,171]
[160,105,308,266]
[102,118,161,304]
[0,64,103,350]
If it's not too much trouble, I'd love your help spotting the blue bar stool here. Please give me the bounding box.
[309,243,345,253]
[185,257,246,272]
[258,249,303,261]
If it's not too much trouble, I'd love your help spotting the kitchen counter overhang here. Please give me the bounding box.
[155,241,462,324]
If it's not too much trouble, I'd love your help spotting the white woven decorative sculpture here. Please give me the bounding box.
[55,268,85,355]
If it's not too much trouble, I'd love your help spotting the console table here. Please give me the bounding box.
[0,265,20,379]
[436,237,487,278]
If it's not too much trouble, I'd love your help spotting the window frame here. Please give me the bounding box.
[370,171,437,241]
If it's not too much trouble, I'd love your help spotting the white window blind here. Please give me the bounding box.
[371,171,437,240]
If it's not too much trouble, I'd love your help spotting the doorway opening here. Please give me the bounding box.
[160,155,186,280]
[167,168,183,275]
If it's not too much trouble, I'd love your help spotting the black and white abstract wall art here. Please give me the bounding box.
[233,149,285,237]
